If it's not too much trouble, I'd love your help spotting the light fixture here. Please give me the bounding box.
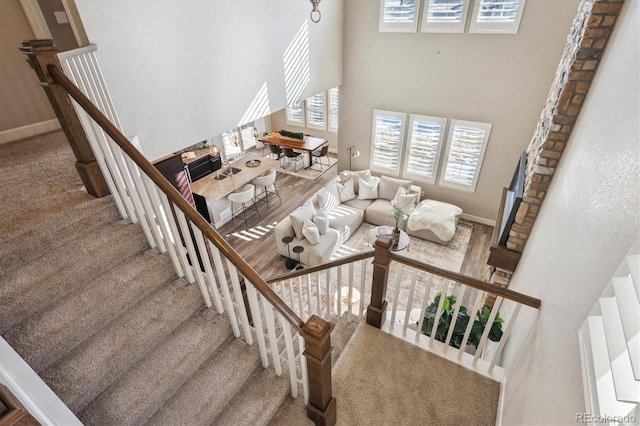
[209,145,220,157]
[251,126,259,139]
[309,0,321,23]
[232,133,240,147]
[347,145,360,170]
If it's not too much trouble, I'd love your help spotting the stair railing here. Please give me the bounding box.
[21,40,335,426]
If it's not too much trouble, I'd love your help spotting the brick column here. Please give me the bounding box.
[506,0,623,254]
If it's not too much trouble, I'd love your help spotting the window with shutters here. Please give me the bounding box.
[285,101,305,127]
[421,0,470,33]
[370,110,406,176]
[328,87,339,132]
[379,0,422,32]
[469,0,526,33]
[403,115,447,184]
[439,119,491,192]
[306,93,326,130]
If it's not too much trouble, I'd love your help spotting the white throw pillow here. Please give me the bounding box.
[340,169,371,194]
[379,176,412,201]
[336,178,356,202]
[289,205,315,240]
[357,176,379,200]
[313,207,329,235]
[317,183,341,212]
[302,218,320,245]
[392,186,418,214]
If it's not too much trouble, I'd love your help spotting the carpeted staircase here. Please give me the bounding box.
[0,132,291,425]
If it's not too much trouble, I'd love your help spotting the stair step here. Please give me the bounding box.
[587,316,637,416]
[627,254,640,303]
[39,277,204,413]
[0,196,120,275]
[597,300,640,403]
[78,307,233,426]
[613,276,640,380]
[0,221,149,333]
[147,338,261,426]
[3,248,175,373]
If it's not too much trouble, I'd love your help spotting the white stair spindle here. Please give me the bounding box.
[261,295,283,375]
[402,270,418,336]
[192,227,224,313]
[146,181,183,278]
[359,259,367,319]
[389,264,404,331]
[429,284,448,348]
[444,285,467,353]
[315,271,322,317]
[415,273,434,343]
[458,290,485,361]
[347,262,354,322]
[225,261,254,345]
[281,317,299,398]
[297,334,309,404]
[473,297,503,367]
[325,269,331,319]
[175,210,211,307]
[489,303,522,373]
[246,284,269,368]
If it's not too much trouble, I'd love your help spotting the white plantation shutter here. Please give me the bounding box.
[328,87,339,132]
[470,0,526,33]
[370,110,406,176]
[439,120,491,192]
[285,101,305,126]
[380,0,422,32]
[421,0,470,33]
[403,115,447,184]
[306,93,326,130]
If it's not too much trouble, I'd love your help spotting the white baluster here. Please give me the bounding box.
[306,274,313,318]
[359,259,367,319]
[175,209,211,307]
[444,285,467,353]
[488,303,521,373]
[337,266,343,318]
[297,276,304,319]
[225,261,254,345]
[347,262,354,322]
[415,274,435,343]
[389,264,404,331]
[209,242,240,337]
[246,285,269,367]
[281,317,299,398]
[315,271,322,316]
[473,297,504,367]
[429,281,448,347]
[261,295,282,376]
[162,196,194,283]
[297,334,309,404]
[146,182,184,278]
[402,269,418,336]
[325,269,331,319]
[192,227,224,313]
[458,290,485,361]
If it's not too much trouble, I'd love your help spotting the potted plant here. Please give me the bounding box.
[390,201,408,247]
[419,292,504,351]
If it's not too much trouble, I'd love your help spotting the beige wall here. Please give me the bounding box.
[339,0,580,221]
[37,0,78,52]
[0,0,56,136]
[501,0,639,422]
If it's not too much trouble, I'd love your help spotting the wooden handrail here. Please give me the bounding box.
[389,251,541,309]
[267,250,374,284]
[46,63,306,331]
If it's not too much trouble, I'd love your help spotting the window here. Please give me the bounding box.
[421,0,470,33]
[370,110,406,176]
[306,93,326,130]
[379,0,422,32]
[285,101,305,127]
[439,120,491,192]
[221,131,242,160]
[328,87,339,132]
[403,115,447,184]
[239,121,258,151]
[469,0,526,34]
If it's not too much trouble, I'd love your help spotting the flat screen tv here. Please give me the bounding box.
[498,151,526,246]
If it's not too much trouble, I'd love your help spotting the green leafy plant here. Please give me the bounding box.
[390,200,408,231]
[420,292,503,349]
[279,129,304,139]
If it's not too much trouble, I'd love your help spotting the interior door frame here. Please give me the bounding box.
[19,0,89,47]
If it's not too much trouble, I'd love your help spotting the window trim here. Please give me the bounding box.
[306,92,327,131]
[420,0,470,34]
[469,0,526,34]
[370,109,407,177]
[402,114,447,185]
[285,101,305,127]
[328,87,339,133]
[438,119,491,193]
[379,0,422,33]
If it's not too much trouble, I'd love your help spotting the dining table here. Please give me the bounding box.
[258,132,328,169]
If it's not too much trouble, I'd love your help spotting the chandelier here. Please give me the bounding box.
[309,0,321,23]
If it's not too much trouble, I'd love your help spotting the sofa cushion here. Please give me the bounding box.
[343,198,374,211]
[336,178,356,202]
[290,204,315,240]
[313,207,329,234]
[379,176,412,201]
[302,218,320,245]
[357,176,379,200]
[392,186,419,214]
[340,169,371,194]
[327,204,364,239]
[317,182,341,212]
[364,199,397,228]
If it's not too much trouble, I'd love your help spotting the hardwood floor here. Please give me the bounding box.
[215,159,493,282]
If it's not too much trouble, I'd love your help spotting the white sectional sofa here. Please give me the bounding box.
[274,170,462,267]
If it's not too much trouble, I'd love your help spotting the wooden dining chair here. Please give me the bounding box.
[282,147,304,172]
[311,145,330,171]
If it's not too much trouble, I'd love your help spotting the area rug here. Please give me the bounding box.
[272,221,473,322]
[276,157,337,180]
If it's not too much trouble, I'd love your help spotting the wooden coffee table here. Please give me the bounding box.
[368,226,409,251]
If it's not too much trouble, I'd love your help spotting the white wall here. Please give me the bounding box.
[340,0,580,220]
[75,0,343,160]
[501,0,640,423]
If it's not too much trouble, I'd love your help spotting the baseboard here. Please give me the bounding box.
[0,119,61,145]
[460,213,496,227]
[0,337,81,425]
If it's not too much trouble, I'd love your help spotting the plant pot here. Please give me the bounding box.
[392,228,401,248]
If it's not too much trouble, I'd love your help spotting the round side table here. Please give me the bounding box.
[282,236,297,270]
[292,246,304,270]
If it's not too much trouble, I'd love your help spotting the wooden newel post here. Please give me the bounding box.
[20,39,110,198]
[366,236,393,329]
[301,315,336,426]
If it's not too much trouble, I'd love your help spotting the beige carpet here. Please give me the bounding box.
[333,322,499,426]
